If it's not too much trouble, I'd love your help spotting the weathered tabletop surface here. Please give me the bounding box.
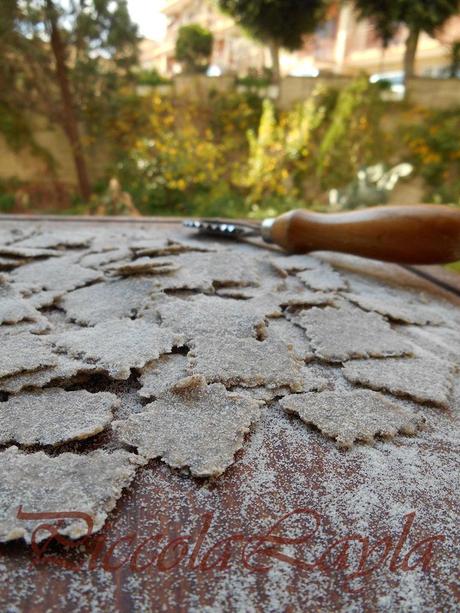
[0,216,459,613]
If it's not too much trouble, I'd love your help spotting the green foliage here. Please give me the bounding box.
[104,80,393,218]
[239,94,326,204]
[236,68,273,88]
[0,194,15,213]
[218,0,327,50]
[450,41,460,77]
[353,0,460,46]
[188,183,248,218]
[5,71,460,218]
[0,0,139,121]
[0,102,55,172]
[0,103,32,153]
[137,69,171,86]
[175,24,213,74]
[354,0,460,78]
[446,261,460,273]
[0,178,20,213]
[317,77,388,189]
[404,107,460,204]
[112,80,401,217]
[114,91,262,216]
[0,0,140,197]
[237,79,392,210]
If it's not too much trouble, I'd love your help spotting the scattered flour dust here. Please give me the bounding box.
[0,219,458,612]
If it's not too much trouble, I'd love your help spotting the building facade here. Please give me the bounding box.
[140,0,269,76]
[140,0,460,78]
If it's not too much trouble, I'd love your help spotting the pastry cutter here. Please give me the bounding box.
[184,204,460,265]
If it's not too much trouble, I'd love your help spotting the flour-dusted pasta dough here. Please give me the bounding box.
[297,302,413,362]
[296,261,348,292]
[188,336,305,391]
[0,277,42,325]
[269,253,320,274]
[0,332,57,378]
[60,277,160,325]
[342,356,454,408]
[113,375,262,477]
[155,294,267,341]
[139,353,188,398]
[50,318,183,379]
[0,447,143,543]
[153,251,261,291]
[11,255,103,292]
[0,218,458,553]
[0,354,100,393]
[0,246,61,258]
[0,388,118,446]
[14,230,94,249]
[281,390,426,448]
[265,316,315,361]
[108,257,180,277]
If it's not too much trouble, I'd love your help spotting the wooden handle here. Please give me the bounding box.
[267,204,460,264]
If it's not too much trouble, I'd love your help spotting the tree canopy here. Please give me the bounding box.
[0,0,139,199]
[175,24,214,74]
[354,0,460,77]
[218,0,328,79]
[218,0,327,50]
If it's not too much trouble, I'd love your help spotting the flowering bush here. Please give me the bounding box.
[238,93,326,207]
[4,69,460,218]
[237,79,393,212]
[115,91,262,215]
[404,107,460,205]
[45,79,460,217]
[112,81,400,217]
[316,77,390,190]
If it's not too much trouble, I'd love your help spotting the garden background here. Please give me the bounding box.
[1,0,460,271]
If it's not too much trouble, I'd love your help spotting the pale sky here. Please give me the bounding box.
[127,0,168,41]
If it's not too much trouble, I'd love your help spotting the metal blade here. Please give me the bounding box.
[183,219,260,239]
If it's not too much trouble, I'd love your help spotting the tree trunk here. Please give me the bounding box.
[269,40,281,83]
[46,0,91,201]
[403,26,420,80]
[379,45,386,74]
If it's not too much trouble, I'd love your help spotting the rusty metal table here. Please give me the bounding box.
[0,216,459,613]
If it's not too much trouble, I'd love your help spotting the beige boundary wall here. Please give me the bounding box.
[174,74,234,98]
[0,113,111,190]
[278,75,353,109]
[172,74,354,107]
[406,77,460,109]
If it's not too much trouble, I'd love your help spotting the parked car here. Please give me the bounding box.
[369,71,405,99]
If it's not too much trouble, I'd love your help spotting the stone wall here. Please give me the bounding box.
[174,74,234,99]
[406,77,460,109]
[278,75,352,109]
[0,114,110,190]
[171,75,354,108]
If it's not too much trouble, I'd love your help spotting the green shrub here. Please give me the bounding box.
[239,93,326,204]
[0,178,22,213]
[112,80,404,216]
[236,75,272,88]
[317,77,389,190]
[114,91,262,216]
[137,69,171,87]
[0,193,15,213]
[404,107,460,204]
[175,25,213,74]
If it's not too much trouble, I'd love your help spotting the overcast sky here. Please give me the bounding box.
[127,0,167,41]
